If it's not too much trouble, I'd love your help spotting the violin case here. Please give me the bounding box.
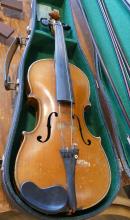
[2,0,130,219]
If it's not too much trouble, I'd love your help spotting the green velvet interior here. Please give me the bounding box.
[82,0,130,167]
[11,0,120,217]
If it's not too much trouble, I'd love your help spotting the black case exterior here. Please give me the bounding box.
[2,0,120,219]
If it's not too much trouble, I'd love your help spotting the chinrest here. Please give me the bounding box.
[21,182,68,214]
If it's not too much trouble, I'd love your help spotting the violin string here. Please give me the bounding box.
[70,102,74,146]
[59,21,74,147]
[56,21,74,147]
[58,104,65,147]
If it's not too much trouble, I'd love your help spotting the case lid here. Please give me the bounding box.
[79,0,130,176]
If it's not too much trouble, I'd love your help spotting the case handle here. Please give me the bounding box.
[4,36,27,90]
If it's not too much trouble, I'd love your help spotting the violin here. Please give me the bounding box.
[14,11,111,215]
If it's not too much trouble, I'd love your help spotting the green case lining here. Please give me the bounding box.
[3,0,120,219]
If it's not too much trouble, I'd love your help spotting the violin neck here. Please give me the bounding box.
[54,21,74,103]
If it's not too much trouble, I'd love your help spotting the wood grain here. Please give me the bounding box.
[1,0,23,12]
[0,0,30,213]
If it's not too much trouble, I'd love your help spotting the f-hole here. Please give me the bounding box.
[73,114,91,145]
[37,112,58,143]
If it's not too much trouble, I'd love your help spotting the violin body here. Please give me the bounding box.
[15,59,111,211]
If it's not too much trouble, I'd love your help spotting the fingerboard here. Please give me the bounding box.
[54,21,74,103]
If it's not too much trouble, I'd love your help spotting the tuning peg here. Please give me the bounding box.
[40,18,50,27]
[40,18,71,31]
